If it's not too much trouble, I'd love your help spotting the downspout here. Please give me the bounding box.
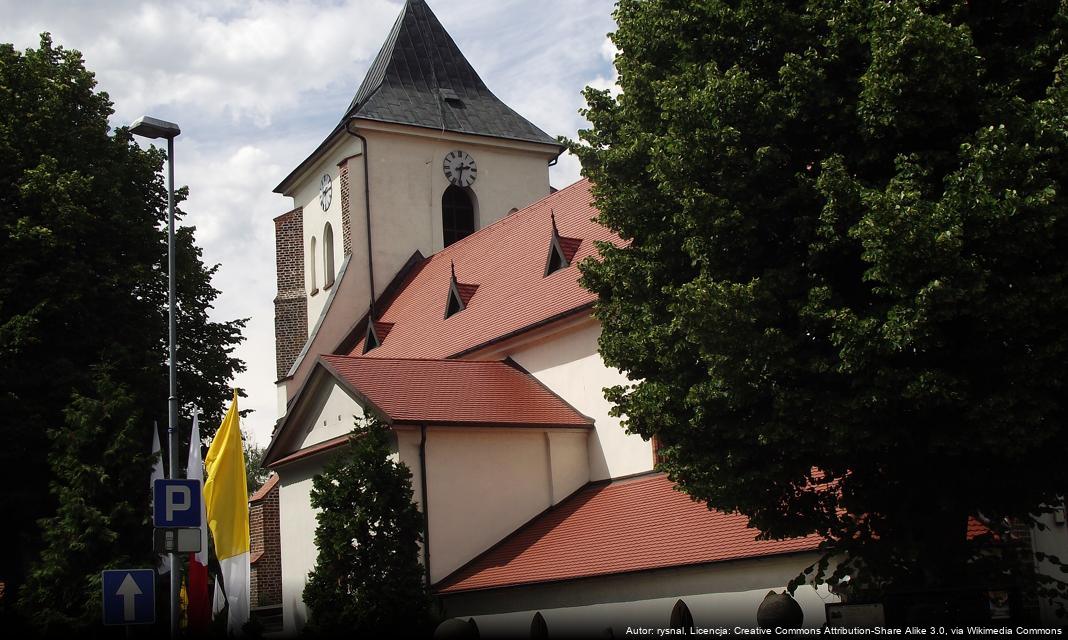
[419,423,431,588]
[342,119,377,309]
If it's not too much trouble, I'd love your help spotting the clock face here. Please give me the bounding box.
[443,150,477,187]
[319,174,332,211]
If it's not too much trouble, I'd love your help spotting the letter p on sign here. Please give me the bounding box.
[153,479,202,528]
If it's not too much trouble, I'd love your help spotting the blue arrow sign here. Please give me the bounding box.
[153,478,202,528]
[101,569,155,625]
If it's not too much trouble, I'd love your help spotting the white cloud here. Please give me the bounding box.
[2,0,617,444]
[587,36,621,96]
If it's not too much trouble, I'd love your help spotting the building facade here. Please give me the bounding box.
[262,1,835,636]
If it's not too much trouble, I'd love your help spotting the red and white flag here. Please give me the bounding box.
[186,413,211,632]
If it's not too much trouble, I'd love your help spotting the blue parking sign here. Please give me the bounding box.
[153,478,202,528]
[101,569,155,625]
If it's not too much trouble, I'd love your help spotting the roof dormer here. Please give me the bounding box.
[544,209,582,277]
[445,262,478,319]
[363,320,394,354]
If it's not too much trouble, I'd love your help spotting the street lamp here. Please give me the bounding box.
[130,115,181,640]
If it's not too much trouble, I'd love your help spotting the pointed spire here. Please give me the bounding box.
[344,0,558,147]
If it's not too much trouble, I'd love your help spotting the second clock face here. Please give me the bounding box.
[319,173,332,211]
[443,150,477,188]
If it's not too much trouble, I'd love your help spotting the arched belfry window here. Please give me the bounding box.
[309,236,318,293]
[530,612,548,638]
[323,222,335,288]
[442,185,475,247]
[670,599,694,630]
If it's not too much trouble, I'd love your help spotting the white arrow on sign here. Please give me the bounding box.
[116,573,142,622]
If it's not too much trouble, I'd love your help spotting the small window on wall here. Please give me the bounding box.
[323,222,335,288]
[442,185,475,247]
[309,236,318,293]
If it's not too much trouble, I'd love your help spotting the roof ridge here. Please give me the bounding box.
[323,354,512,365]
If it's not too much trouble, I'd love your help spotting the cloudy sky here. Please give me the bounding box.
[1,0,619,445]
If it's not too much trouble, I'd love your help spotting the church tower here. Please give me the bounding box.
[271,0,562,413]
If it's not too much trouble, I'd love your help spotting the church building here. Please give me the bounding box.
[262,1,835,635]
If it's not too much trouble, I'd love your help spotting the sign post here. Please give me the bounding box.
[102,569,155,626]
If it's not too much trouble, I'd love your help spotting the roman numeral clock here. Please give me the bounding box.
[443,150,477,188]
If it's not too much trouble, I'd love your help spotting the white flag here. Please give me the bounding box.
[150,423,170,574]
[187,413,209,567]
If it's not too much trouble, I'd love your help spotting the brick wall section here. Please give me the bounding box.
[337,156,355,257]
[274,207,307,379]
[249,475,281,607]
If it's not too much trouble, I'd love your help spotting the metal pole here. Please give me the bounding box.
[166,135,180,640]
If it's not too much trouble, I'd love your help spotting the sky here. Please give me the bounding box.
[1,0,619,445]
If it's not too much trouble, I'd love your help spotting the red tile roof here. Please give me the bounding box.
[349,179,615,358]
[320,355,593,428]
[435,473,820,594]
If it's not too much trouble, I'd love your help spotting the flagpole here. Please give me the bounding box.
[166,133,180,640]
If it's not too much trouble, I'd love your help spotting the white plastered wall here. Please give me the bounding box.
[297,379,365,448]
[441,553,836,637]
[478,316,653,481]
[402,426,589,584]
[358,122,555,293]
[278,457,320,636]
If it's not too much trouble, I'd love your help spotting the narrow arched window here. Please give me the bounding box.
[309,236,318,293]
[670,599,694,630]
[442,185,475,247]
[530,612,548,638]
[323,222,335,288]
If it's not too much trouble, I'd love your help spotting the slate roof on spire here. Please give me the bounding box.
[344,0,559,147]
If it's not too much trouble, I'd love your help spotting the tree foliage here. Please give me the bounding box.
[17,369,156,635]
[571,0,1068,597]
[303,418,432,636]
[0,34,245,629]
[244,441,271,495]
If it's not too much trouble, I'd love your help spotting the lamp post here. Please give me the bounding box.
[130,115,181,639]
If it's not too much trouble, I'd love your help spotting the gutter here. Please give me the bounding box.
[342,119,377,307]
[420,423,431,587]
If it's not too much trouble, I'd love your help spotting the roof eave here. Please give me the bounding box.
[273,122,346,195]
[434,549,821,596]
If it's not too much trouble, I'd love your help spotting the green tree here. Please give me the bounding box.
[244,440,270,495]
[17,369,156,635]
[303,418,432,636]
[0,34,245,629]
[571,0,1068,601]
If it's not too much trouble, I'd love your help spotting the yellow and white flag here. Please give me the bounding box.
[204,390,250,634]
